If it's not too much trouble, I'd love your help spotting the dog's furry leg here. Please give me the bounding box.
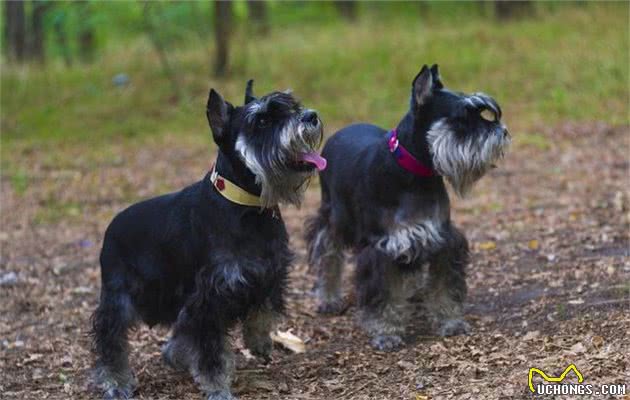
[162,332,195,373]
[171,321,235,400]
[242,301,276,362]
[193,340,236,400]
[355,246,410,351]
[424,224,470,336]
[306,210,345,314]
[168,276,237,400]
[91,291,137,400]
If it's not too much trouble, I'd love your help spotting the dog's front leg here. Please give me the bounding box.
[242,301,277,363]
[424,224,470,337]
[355,247,410,351]
[168,292,237,400]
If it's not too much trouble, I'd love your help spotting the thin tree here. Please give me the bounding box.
[77,0,95,63]
[4,0,27,62]
[334,0,357,22]
[494,1,533,20]
[214,0,233,77]
[29,0,53,63]
[53,8,73,66]
[142,2,182,99]
[247,0,269,35]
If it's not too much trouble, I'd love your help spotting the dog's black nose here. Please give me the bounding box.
[301,110,319,125]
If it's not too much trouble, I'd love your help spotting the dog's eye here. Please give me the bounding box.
[480,108,497,122]
[257,117,269,128]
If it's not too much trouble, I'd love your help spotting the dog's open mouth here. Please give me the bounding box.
[292,151,327,172]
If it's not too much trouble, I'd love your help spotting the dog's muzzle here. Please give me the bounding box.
[294,110,326,171]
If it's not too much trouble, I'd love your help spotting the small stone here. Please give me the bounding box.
[112,73,130,87]
[0,271,18,286]
[32,368,43,380]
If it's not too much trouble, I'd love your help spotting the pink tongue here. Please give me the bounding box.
[299,152,327,171]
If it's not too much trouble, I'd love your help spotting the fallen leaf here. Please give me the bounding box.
[239,348,256,360]
[397,360,416,370]
[528,239,539,250]
[23,353,44,364]
[248,379,275,392]
[568,342,586,354]
[522,330,540,341]
[478,241,496,251]
[270,329,306,353]
[71,286,93,294]
[591,335,604,348]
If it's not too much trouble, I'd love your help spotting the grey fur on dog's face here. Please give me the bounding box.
[422,90,510,196]
[236,92,324,207]
[206,83,325,208]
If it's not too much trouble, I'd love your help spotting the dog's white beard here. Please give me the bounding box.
[236,126,315,208]
[427,119,509,197]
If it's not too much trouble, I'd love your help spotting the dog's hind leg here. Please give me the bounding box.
[424,224,470,336]
[355,247,411,351]
[306,206,345,314]
[91,289,137,399]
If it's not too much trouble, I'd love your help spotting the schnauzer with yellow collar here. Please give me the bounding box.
[91,81,325,400]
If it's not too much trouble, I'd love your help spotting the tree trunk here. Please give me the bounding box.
[214,0,233,77]
[495,1,533,20]
[29,0,52,63]
[4,0,27,62]
[53,10,73,67]
[247,0,269,35]
[143,2,182,100]
[77,0,95,63]
[334,1,357,22]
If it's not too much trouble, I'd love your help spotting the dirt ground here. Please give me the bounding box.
[1,122,629,400]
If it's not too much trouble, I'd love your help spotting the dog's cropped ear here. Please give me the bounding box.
[244,79,256,105]
[430,64,444,90]
[412,65,434,106]
[207,89,232,144]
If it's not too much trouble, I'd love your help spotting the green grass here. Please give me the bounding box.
[9,168,29,195]
[1,2,628,156]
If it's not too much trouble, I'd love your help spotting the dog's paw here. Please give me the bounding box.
[161,341,188,372]
[207,390,237,400]
[370,334,404,351]
[103,386,134,400]
[316,298,346,315]
[246,336,272,363]
[436,319,471,337]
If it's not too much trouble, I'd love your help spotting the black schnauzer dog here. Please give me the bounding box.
[91,81,325,399]
[306,65,509,351]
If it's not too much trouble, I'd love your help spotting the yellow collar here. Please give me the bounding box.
[210,166,264,208]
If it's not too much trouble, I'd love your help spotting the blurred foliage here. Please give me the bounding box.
[1,1,628,154]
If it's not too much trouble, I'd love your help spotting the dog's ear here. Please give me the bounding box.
[244,79,256,105]
[206,89,232,144]
[430,64,444,90]
[412,65,434,106]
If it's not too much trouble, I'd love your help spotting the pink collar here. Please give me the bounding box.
[387,129,435,177]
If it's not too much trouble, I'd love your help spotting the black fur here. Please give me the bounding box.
[91,81,322,399]
[306,64,509,350]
